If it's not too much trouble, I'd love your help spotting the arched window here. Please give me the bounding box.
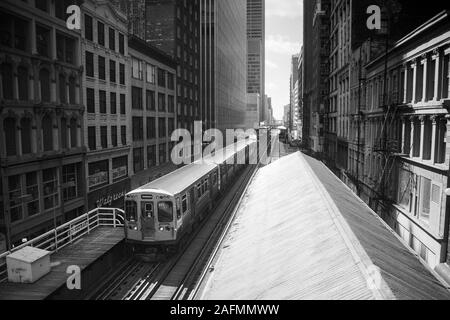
[68,76,76,104]
[39,68,50,102]
[20,118,32,154]
[61,117,67,149]
[4,117,17,156]
[42,115,53,151]
[1,63,13,100]
[17,66,28,101]
[70,118,77,148]
[59,73,66,103]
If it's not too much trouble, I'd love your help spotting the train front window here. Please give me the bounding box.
[142,202,153,219]
[157,201,174,223]
[125,200,137,222]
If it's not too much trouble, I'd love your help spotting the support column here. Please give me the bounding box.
[412,61,417,103]
[410,116,415,158]
[401,117,406,155]
[30,19,37,55]
[433,50,441,101]
[403,64,408,103]
[422,56,427,103]
[431,115,437,164]
[419,115,425,159]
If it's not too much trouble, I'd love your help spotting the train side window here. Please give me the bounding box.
[176,197,181,219]
[197,183,202,198]
[182,195,188,213]
[212,171,217,185]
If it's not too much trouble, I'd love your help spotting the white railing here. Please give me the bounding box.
[0,207,124,283]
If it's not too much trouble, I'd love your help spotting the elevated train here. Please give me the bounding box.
[124,137,257,251]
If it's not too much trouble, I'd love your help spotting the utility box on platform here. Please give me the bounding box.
[7,246,51,283]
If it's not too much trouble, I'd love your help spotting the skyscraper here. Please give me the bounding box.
[119,0,201,135]
[247,0,265,122]
[200,0,248,132]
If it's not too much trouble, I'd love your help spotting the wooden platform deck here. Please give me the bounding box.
[201,152,450,300]
[0,227,125,300]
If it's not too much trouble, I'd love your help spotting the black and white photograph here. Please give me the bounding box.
[1,0,450,309]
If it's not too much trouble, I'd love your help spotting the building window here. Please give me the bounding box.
[100,126,107,149]
[413,118,421,157]
[86,51,94,77]
[132,86,143,109]
[132,57,143,79]
[70,118,78,148]
[69,76,76,104]
[159,143,166,164]
[168,95,175,113]
[99,90,107,113]
[110,59,116,83]
[168,118,174,137]
[42,115,53,152]
[397,168,413,211]
[167,73,175,90]
[39,68,51,102]
[59,74,66,104]
[147,117,156,139]
[158,68,166,87]
[109,27,115,51]
[85,14,93,41]
[61,118,67,149]
[97,21,105,46]
[423,118,432,160]
[119,63,125,84]
[110,92,117,114]
[146,64,156,84]
[112,156,128,182]
[435,118,446,164]
[88,160,109,190]
[147,145,156,167]
[88,126,96,150]
[1,63,13,100]
[4,117,17,156]
[420,177,431,223]
[98,56,106,80]
[62,164,79,202]
[158,93,166,112]
[119,33,125,54]
[8,175,23,223]
[21,118,32,154]
[36,25,50,57]
[43,168,58,210]
[120,94,126,114]
[0,13,28,51]
[158,118,166,138]
[26,172,40,217]
[133,147,144,173]
[86,88,95,113]
[56,33,75,64]
[132,117,143,141]
[121,125,127,145]
[111,125,118,147]
[17,66,28,101]
[146,90,155,110]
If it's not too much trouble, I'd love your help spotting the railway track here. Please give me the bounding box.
[139,164,258,300]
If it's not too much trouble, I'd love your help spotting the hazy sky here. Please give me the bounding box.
[265,0,303,120]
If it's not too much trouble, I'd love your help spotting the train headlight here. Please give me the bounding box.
[159,227,164,231]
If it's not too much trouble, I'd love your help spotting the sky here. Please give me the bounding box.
[265,0,303,120]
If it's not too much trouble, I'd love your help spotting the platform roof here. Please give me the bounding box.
[200,152,450,300]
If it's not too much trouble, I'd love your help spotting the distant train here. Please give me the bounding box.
[123,138,257,252]
[277,126,288,144]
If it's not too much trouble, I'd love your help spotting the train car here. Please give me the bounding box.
[124,138,257,252]
[277,126,288,144]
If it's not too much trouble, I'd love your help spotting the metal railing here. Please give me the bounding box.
[0,207,124,283]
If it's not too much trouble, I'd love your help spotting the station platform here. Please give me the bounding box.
[0,227,125,300]
[200,152,450,300]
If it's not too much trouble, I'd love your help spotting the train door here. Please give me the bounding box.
[141,201,155,240]
[189,188,195,216]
